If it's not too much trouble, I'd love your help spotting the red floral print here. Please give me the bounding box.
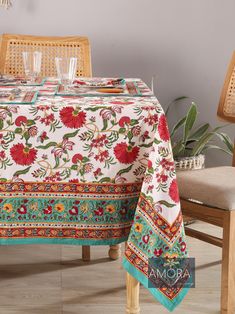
[158,114,170,141]
[72,154,83,163]
[119,116,131,127]
[94,207,104,216]
[0,151,6,160]
[10,144,37,166]
[169,179,179,203]
[114,142,139,164]
[69,206,78,215]
[15,116,27,126]
[94,150,109,162]
[154,248,163,257]
[17,205,27,214]
[40,113,55,126]
[60,107,86,128]
[142,235,150,244]
[44,206,52,215]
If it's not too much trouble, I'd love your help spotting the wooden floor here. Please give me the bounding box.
[0,221,222,314]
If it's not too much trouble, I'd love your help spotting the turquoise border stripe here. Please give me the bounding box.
[0,236,128,246]
[122,257,190,312]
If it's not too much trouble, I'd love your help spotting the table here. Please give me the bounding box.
[0,78,189,312]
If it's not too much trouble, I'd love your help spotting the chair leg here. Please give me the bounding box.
[126,272,140,314]
[108,244,121,260]
[82,245,90,261]
[221,211,235,314]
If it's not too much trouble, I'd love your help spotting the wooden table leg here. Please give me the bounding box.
[221,211,235,314]
[108,244,121,260]
[126,272,140,314]
[82,245,90,261]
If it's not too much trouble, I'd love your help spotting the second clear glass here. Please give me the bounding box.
[55,57,77,91]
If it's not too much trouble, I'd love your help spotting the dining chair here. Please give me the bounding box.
[176,51,235,314]
[0,33,121,262]
[0,33,91,77]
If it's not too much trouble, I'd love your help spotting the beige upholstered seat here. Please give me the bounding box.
[177,166,235,210]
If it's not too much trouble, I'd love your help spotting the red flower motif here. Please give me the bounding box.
[0,151,6,160]
[69,179,79,183]
[10,144,37,166]
[180,241,186,252]
[154,248,163,257]
[142,235,149,244]
[17,205,27,215]
[15,116,27,127]
[119,116,131,127]
[60,107,86,128]
[72,153,83,163]
[169,179,179,203]
[147,160,152,169]
[44,206,52,215]
[94,207,104,216]
[69,206,78,215]
[114,142,139,164]
[93,167,101,177]
[158,115,170,141]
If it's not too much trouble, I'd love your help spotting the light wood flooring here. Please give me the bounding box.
[0,221,222,314]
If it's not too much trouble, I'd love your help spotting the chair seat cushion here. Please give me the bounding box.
[177,166,235,210]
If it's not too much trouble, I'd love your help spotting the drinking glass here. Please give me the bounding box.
[55,57,77,91]
[22,51,42,81]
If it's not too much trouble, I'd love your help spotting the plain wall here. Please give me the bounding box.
[0,0,234,166]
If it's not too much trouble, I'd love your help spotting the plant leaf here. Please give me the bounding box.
[13,166,31,177]
[203,144,233,156]
[170,116,186,138]
[36,141,57,149]
[165,96,188,116]
[188,123,210,140]
[63,130,79,139]
[158,200,175,208]
[215,132,234,153]
[183,102,197,142]
[172,141,185,157]
[191,132,215,156]
[116,165,133,176]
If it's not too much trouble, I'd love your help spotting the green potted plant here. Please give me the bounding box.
[165,98,234,170]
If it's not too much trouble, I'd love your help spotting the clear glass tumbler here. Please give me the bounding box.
[55,57,77,91]
[22,51,42,81]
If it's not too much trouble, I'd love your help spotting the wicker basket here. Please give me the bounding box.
[175,154,205,171]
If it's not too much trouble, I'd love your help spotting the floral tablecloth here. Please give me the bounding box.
[0,78,188,311]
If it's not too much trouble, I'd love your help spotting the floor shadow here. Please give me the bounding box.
[196,260,221,271]
[0,257,112,280]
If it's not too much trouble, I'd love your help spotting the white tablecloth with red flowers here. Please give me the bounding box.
[0,78,189,311]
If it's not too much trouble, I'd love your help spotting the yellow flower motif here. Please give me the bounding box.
[3,203,13,213]
[134,223,143,233]
[106,204,116,213]
[81,203,89,213]
[55,203,65,212]
[30,202,38,211]
[164,252,178,259]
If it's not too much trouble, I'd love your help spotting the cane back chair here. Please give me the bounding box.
[0,34,121,263]
[126,52,235,314]
[0,33,92,77]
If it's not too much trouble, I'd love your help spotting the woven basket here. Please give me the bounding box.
[175,154,205,171]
